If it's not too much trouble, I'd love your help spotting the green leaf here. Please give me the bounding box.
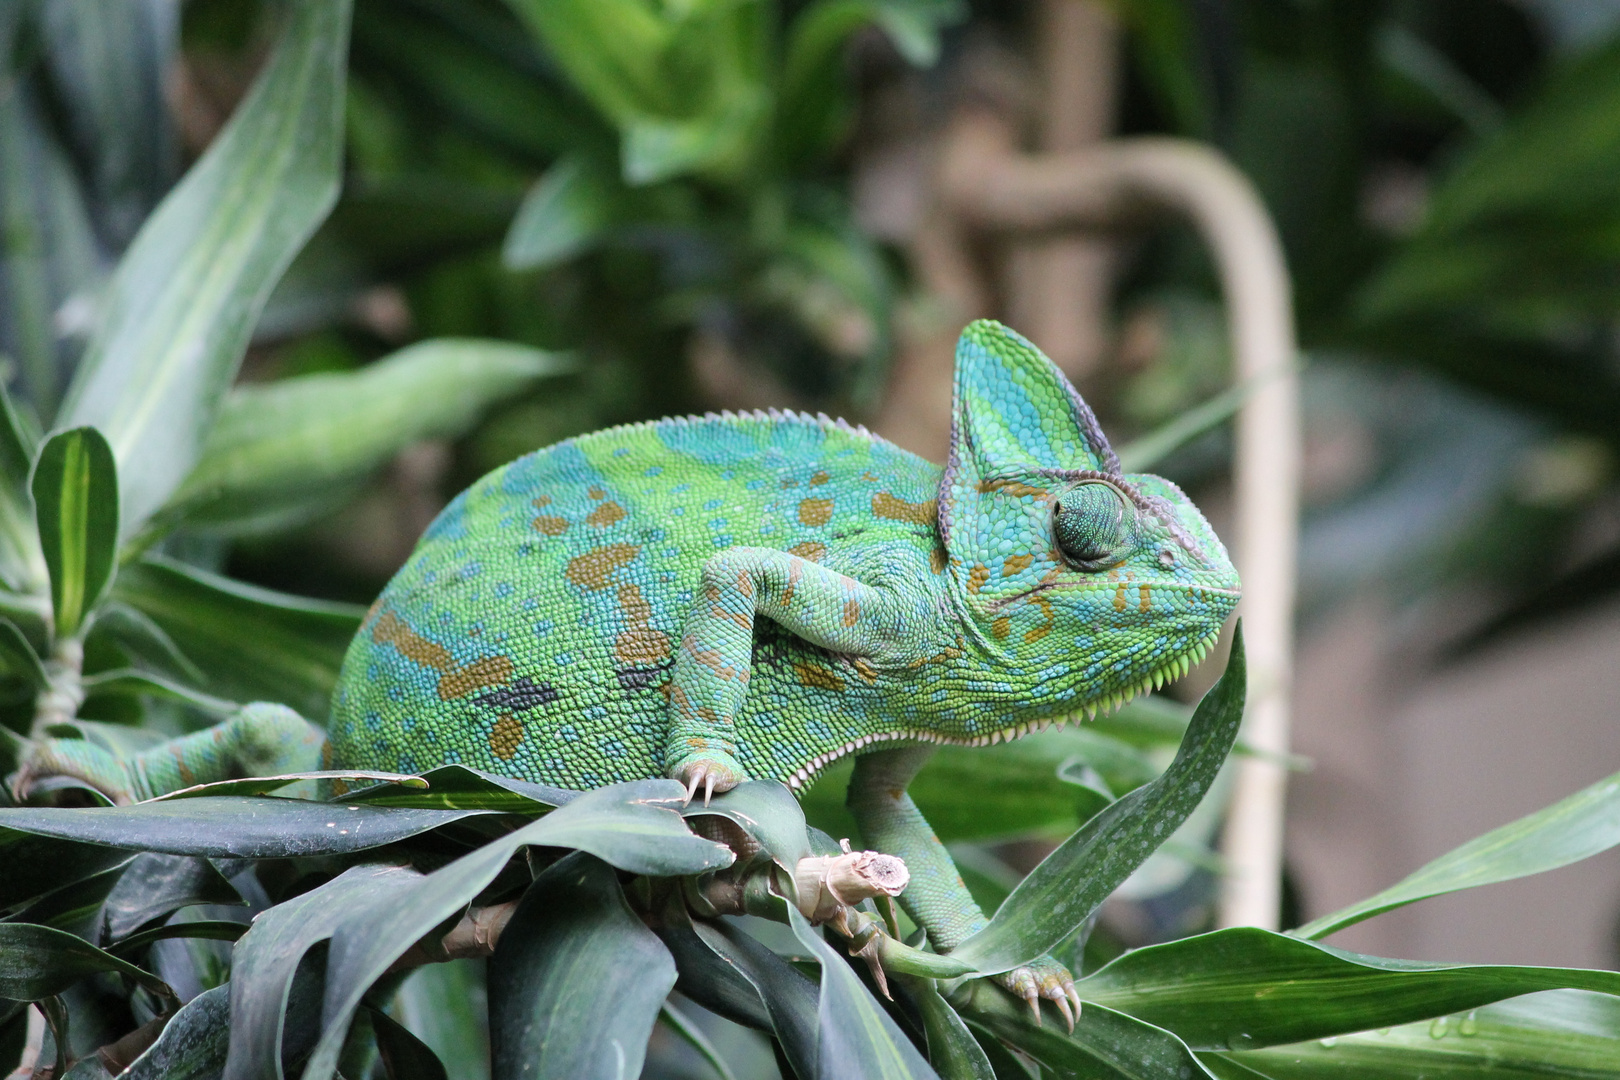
[31,427,118,638]
[56,0,351,537]
[149,771,422,801]
[0,922,171,1001]
[1295,766,1620,940]
[107,919,247,957]
[489,852,678,1080]
[781,901,939,1080]
[660,1001,740,1080]
[164,338,571,537]
[111,555,363,717]
[502,156,617,270]
[0,826,131,909]
[654,910,778,1036]
[501,0,673,127]
[368,1005,449,1080]
[950,627,1246,975]
[341,763,574,812]
[0,384,44,595]
[101,852,241,940]
[389,961,491,1080]
[123,983,230,1080]
[0,797,493,859]
[290,781,734,1080]
[0,618,47,689]
[1213,990,1620,1079]
[688,779,812,871]
[957,983,1216,1080]
[907,978,995,1080]
[9,860,132,935]
[1116,362,1299,474]
[1076,926,1620,1050]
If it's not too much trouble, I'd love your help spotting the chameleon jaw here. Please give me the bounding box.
[785,627,1224,792]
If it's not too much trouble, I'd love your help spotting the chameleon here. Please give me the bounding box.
[16,319,1240,1019]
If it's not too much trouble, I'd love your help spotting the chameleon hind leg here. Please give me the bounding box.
[12,703,325,804]
[666,547,900,803]
[848,746,1082,1027]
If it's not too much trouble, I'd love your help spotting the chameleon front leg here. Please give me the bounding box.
[13,703,325,804]
[848,746,1082,1026]
[667,547,900,803]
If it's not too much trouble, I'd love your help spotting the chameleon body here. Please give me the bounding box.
[19,321,1240,1012]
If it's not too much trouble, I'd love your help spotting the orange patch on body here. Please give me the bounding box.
[1139,584,1152,612]
[372,612,452,671]
[688,645,745,682]
[532,495,552,509]
[1023,624,1052,644]
[908,641,964,668]
[842,598,861,627]
[977,479,1051,500]
[566,544,641,590]
[872,493,937,527]
[789,541,827,562]
[615,584,671,665]
[967,565,990,594]
[489,715,524,760]
[1002,554,1033,576]
[588,486,607,500]
[587,501,626,527]
[929,548,948,574]
[991,617,1010,639]
[809,471,831,486]
[794,662,845,692]
[439,654,514,700]
[1113,583,1129,612]
[852,658,878,683]
[798,498,834,526]
[533,516,569,535]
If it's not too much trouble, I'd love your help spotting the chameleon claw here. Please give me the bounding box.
[703,770,716,807]
[683,771,703,806]
[1025,990,1043,1027]
[1065,983,1083,1023]
[1052,989,1075,1032]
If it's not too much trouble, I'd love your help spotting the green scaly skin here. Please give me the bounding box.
[16,320,1240,1017]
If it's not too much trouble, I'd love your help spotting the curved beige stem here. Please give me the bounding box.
[939,121,1301,930]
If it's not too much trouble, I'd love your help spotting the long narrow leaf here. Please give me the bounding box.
[950,627,1246,975]
[1076,926,1620,1050]
[164,339,571,536]
[57,0,351,536]
[111,555,363,717]
[488,852,678,1080]
[1212,990,1620,1079]
[1295,767,1620,940]
[0,922,171,1001]
[31,427,118,638]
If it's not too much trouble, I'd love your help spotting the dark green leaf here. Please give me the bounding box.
[702,919,821,1075]
[688,779,811,871]
[368,1004,450,1080]
[0,618,46,689]
[389,961,491,1080]
[0,922,170,1001]
[111,555,363,717]
[109,920,247,957]
[656,910,776,1035]
[660,1000,740,1080]
[954,981,1215,1080]
[165,339,571,536]
[101,853,241,940]
[0,827,131,909]
[1213,990,1620,1078]
[227,864,412,1080]
[10,860,131,935]
[907,977,995,1080]
[489,852,677,1080]
[1077,926,1620,1050]
[1295,766,1620,940]
[56,0,351,536]
[79,667,240,716]
[123,983,229,1080]
[31,427,118,638]
[782,902,938,1080]
[341,763,574,812]
[293,782,733,1080]
[0,797,493,858]
[502,156,616,270]
[1,1005,24,1077]
[951,627,1246,975]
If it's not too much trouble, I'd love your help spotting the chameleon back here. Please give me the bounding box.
[329,411,944,789]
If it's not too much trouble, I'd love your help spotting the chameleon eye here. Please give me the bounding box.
[1054,482,1130,569]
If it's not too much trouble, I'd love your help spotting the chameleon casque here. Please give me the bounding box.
[18,320,1240,1015]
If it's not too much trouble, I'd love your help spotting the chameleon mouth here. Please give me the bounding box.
[784,627,1225,793]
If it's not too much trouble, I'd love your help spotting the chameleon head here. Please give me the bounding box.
[936,320,1241,721]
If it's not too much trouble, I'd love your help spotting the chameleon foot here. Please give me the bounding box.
[1000,956,1081,1031]
[671,751,746,806]
[11,738,137,805]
